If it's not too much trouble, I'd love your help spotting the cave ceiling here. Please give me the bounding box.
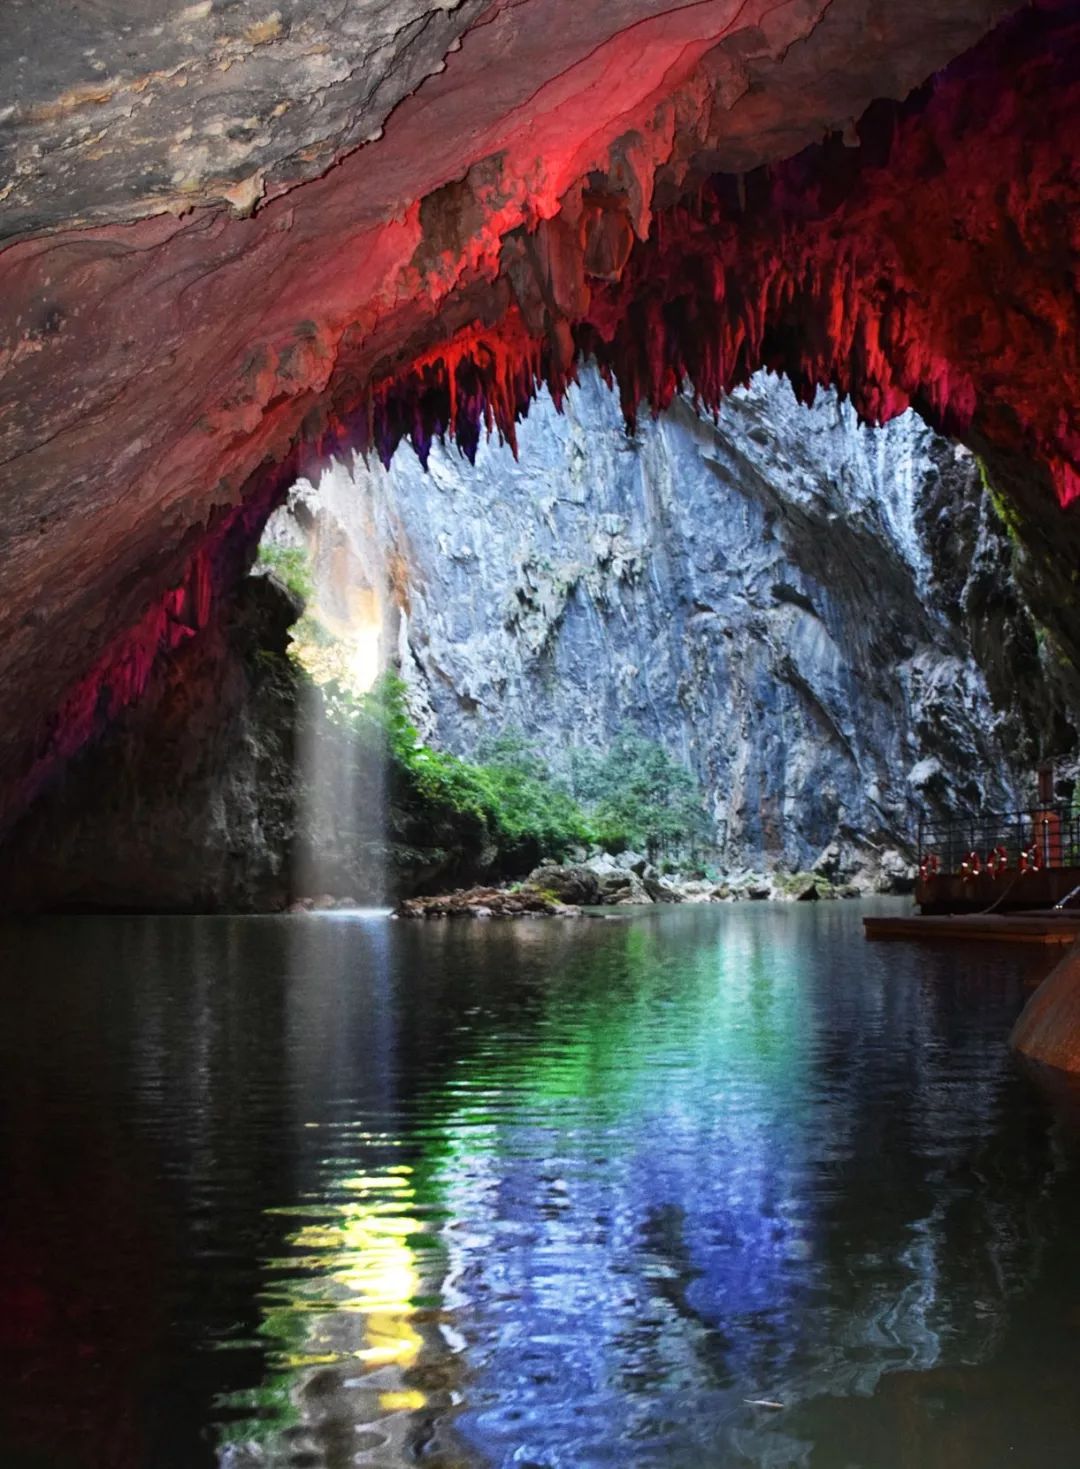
[1,0,1078,830]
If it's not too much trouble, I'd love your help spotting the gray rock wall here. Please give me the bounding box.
[268,370,1053,876]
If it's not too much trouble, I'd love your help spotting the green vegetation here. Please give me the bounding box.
[323,675,591,866]
[325,674,710,869]
[292,611,336,647]
[976,456,1024,547]
[567,731,711,860]
[257,542,314,603]
[773,870,838,899]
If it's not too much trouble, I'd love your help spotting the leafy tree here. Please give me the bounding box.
[320,677,710,869]
[257,542,314,603]
[325,676,591,866]
[568,731,709,860]
[474,733,591,857]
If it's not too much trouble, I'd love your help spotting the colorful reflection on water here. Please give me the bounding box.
[3,903,1080,1469]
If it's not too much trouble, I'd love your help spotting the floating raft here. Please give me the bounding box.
[864,911,1080,945]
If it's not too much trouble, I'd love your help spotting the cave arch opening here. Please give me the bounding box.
[239,364,1078,911]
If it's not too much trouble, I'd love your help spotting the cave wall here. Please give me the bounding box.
[0,569,541,914]
[0,575,300,913]
[269,370,1061,876]
[6,0,1078,831]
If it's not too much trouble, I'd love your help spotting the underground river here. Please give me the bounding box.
[2,901,1080,1469]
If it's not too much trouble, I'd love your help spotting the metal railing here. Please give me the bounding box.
[917,806,1080,877]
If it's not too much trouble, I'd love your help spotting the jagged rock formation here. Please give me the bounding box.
[5,366,1058,910]
[271,370,1062,877]
[4,1,1080,833]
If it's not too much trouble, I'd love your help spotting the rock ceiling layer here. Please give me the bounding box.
[1,0,1075,830]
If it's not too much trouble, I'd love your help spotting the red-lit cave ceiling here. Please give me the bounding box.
[1,0,1078,830]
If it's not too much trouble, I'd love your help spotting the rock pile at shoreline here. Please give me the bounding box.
[527,850,865,907]
[395,887,583,919]
[393,850,869,919]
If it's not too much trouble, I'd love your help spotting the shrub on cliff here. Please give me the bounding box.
[318,676,709,875]
[326,674,591,869]
[256,542,314,604]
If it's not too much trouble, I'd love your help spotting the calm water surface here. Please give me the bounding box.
[2,901,1080,1469]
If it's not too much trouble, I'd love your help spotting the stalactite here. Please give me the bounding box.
[9,0,1080,826]
[338,2,1080,505]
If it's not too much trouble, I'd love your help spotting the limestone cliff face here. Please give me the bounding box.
[271,371,1062,876]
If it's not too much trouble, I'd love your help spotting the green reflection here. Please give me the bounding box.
[216,912,813,1462]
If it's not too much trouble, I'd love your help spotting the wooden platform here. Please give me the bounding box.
[864,911,1080,944]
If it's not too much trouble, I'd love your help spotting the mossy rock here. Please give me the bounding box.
[776,871,838,901]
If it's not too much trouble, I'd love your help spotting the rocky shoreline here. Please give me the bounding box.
[391,849,872,919]
[396,886,585,919]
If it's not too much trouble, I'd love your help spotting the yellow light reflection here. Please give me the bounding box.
[283,1165,428,1411]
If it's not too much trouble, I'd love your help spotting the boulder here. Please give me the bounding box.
[578,851,656,904]
[811,842,843,879]
[875,848,917,893]
[726,871,771,900]
[774,871,844,901]
[597,869,654,905]
[643,875,683,903]
[669,878,717,904]
[526,862,602,905]
[786,873,821,901]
